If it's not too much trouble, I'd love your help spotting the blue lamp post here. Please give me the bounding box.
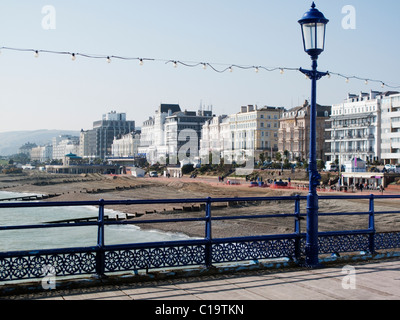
[298,2,329,267]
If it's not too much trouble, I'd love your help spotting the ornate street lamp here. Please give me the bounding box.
[298,2,329,268]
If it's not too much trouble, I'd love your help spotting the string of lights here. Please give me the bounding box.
[1,46,400,89]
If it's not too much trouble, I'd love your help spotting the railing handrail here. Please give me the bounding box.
[0,195,308,208]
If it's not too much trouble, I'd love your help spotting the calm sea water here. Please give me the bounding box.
[0,191,192,252]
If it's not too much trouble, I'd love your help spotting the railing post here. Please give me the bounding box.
[205,197,213,268]
[368,194,376,253]
[96,199,106,277]
[294,195,301,261]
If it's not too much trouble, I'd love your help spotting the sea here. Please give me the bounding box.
[0,191,193,252]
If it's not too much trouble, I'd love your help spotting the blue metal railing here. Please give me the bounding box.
[0,194,400,282]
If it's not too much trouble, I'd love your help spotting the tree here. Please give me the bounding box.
[259,153,265,165]
[284,150,290,161]
[317,160,325,171]
[283,158,291,169]
[181,164,195,175]
[275,152,282,162]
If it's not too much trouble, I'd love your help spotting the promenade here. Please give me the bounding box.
[7,257,400,301]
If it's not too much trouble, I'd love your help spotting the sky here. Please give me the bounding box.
[0,0,399,133]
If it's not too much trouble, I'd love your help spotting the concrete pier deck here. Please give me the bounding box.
[6,257,400,301]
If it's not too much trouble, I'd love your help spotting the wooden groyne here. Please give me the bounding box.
[43,200,270,225]
[45,213,138,224]
[0,194,61,202]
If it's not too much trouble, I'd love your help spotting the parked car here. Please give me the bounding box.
[384,164,396,172]
[149,171,158,177]
[324,163,339,172]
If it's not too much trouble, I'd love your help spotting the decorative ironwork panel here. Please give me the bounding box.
[317,234,370,254]
[212,239,297,263]
[375,232,400,250]
[104,245,206,272]
[0,252,96,281]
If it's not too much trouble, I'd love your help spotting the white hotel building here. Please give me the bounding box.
[200,105,284,163]
[381,92,400,164]
[138,104,212,164]
[326,91,400,165]
[111,132,141,158]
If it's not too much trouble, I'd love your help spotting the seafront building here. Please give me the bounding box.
[381,92,400,165]
[200,115,229,163]
[138,104,213,164]
[164,108,213,162]
[138,104,181,164]
[200,105,284,163]
[325,91,400,165]
[111,132,141,158]
[30,145,53,163]
[79,111,135,160]
[52,135,80,161]
[107,131,142,168]
[325,91,381,164]
[278,100,331,162]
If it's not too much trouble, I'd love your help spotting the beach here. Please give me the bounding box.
[1,171,400,239]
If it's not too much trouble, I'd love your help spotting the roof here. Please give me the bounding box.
[159,104,181,114]
[65,153,82,159]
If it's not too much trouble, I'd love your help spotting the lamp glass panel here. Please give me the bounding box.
[316,23,326,50]
[302,23,316,51]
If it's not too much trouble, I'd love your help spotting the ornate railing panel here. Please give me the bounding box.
[375,232,400,250]
[317,233,370,254]
[211,237,298,264]
[104,243,207,272]
[0,249,97,281]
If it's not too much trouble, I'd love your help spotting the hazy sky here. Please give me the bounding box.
[0,0,399,133]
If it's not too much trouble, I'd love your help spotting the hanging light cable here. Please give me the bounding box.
[0,45,398,89]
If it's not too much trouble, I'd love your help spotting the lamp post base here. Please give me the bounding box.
[298,259,324,269]
[302,245,323,269]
